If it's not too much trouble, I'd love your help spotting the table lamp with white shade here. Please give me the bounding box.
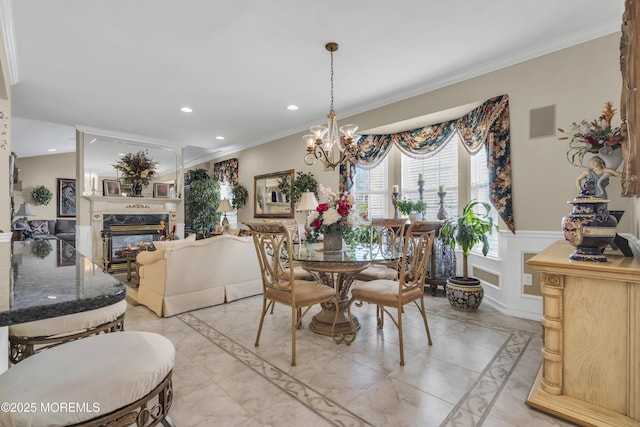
[15,203,35,220]
[296,192,319,233]
[217,198,233,226]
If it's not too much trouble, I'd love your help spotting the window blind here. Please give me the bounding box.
[401,133,459,220]
[470,146,498,256]
[354,156,388,220]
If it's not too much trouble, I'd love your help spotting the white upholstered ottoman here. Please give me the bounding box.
[0,330,175,427]
[9,299,127,363]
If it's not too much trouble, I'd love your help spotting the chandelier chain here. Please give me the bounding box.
[329,49,335,114]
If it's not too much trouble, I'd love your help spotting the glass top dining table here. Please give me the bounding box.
[291,243,400,340]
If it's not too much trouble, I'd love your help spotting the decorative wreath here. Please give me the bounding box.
[31,185,53,205]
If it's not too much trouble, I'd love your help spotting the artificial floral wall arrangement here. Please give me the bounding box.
[31,185,53,205]
[231,183,248,210]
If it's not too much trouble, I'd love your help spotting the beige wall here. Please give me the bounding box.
[14,152,76,220]
[220,33,636,234]
[15,33,639,235]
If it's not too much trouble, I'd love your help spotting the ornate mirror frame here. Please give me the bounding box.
[254,169,294,218]
[621,0,639,196]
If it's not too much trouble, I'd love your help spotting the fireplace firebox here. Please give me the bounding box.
[101,213,169,271]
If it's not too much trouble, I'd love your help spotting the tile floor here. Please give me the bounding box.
[124,289,576,427]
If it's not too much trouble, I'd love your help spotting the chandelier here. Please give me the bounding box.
[304,42,360,170]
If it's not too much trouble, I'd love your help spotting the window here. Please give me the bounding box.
[353,156,388,220]
[469,146,499,256]
[219,182,238,228]
[401,133,459,220]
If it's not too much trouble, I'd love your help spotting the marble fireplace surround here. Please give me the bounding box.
[85,195,181,265]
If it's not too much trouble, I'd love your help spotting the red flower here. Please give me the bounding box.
[312,219,323,228]
[336,200,350,216]
[317,203,329,213]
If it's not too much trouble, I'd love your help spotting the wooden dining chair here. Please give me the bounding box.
[354,218,407,282]
[243,221,339,366]
[348,221,436,366]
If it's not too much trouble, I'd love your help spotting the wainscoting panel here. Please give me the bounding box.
[462,230,562,321]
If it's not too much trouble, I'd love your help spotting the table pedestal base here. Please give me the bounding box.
[310,307,360,336]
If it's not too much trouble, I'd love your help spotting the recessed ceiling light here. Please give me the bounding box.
[287,105,299,111]
[118,153,126,156]
[216,136,224,140]
[47,148,57,152]
[180,106,193,113]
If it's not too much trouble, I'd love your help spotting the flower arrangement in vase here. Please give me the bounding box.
[112,150,158,196]
[305,185,359,250]
[558,102,623,168]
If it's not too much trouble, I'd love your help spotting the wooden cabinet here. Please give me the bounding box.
[526,241,640,427]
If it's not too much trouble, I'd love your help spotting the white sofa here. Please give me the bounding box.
[136,234,262,317]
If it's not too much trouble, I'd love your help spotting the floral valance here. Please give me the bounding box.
[213,158,239,185]
[340,94,514,233]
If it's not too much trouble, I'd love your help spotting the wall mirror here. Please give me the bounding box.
[83,134,181,196]
[254,169,294,218]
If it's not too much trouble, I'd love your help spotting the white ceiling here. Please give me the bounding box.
[3,0,625,169]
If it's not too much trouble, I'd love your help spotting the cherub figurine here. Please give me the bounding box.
[575,156,622,199]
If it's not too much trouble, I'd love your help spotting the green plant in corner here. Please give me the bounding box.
[185,178,220,238]
[184,168,210,185]
[31,185,53,205]
[290,171,318,205]
[440,200,496,280]
[230,183,248,210]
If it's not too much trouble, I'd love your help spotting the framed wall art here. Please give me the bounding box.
[57,178,76,218]
[103,179,121,196]
[153,182,170,198]
[57,240,76,267]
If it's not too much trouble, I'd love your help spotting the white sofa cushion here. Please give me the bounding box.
[0,331,174,427]
[152,233,196,251]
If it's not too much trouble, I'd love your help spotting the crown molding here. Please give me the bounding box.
[0,0,18,84]
[75,125,180,152]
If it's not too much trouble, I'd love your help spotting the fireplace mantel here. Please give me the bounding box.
[84,195,183,264]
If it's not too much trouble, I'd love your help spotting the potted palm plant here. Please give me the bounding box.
[440,200,496,310]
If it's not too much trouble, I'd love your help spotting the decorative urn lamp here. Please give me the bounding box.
[561,178,617,262]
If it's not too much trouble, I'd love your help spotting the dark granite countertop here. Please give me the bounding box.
[0,240,126,327]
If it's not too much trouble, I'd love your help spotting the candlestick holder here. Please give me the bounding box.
[417,179,425,201]
[392,191,400,219]
[437,191,447,220]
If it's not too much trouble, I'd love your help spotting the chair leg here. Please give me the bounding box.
[376,304,384,329]
[397,304,405,366]
[255,297,270,347]
[419,297,433,345]
[291,306,297,366]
